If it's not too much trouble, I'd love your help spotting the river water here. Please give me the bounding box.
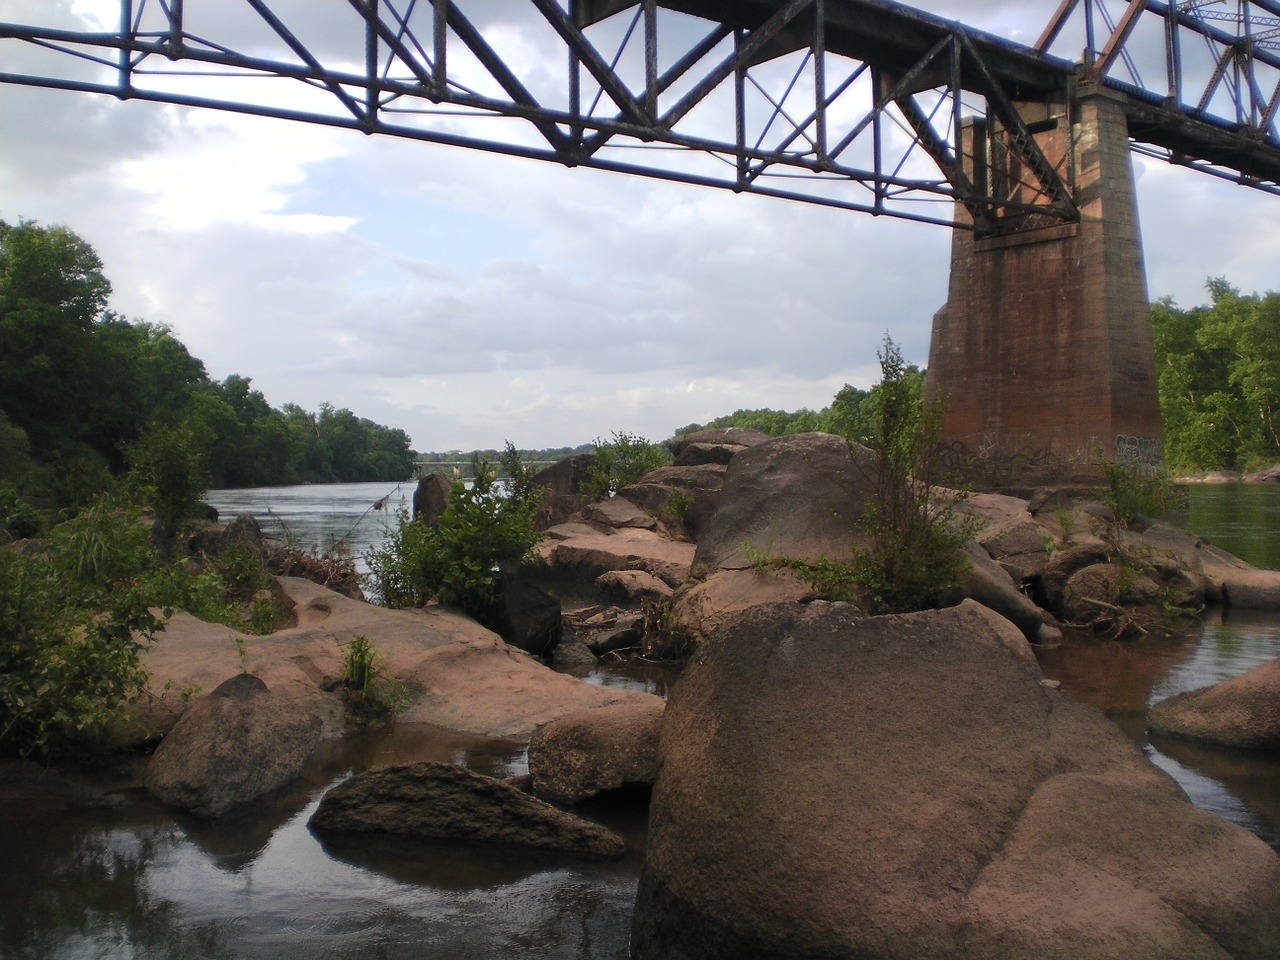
[1,482,1278,959]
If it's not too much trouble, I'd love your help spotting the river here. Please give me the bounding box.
[1,482,1277,959]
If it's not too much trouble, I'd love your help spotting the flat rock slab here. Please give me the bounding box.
[537,525,695,584]
[397,636,663,738]
[140,577,660,742]
[309,760,626,859]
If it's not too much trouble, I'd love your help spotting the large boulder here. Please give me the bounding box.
[669,427,771,467]
[1149,656,1280,751]
[309,760,626,859]
[145,673,342,818]
[618,463,729,540]
[528,700,665,805]
[662,567,819,649]
[530,454,597,529]
[411,471,453,523]
[691,432,879,578]
[632,600,1280,960]
[478,567,562,658]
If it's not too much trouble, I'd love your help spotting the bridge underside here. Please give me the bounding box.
[928,85,1163,492]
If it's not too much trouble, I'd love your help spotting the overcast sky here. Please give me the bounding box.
[2,1,1276,453]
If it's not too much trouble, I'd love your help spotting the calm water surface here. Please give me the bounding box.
[2,483,1278,958]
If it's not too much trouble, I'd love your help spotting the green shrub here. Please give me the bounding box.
[752,336,976,616]
[367,454,544,616]
[0,499,167,759]
[1,483,45,543]
[339,634,407,721]
[1099,457,1184,527]
[584,431,672,499]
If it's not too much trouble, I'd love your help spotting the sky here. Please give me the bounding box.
[2,1,1277,453]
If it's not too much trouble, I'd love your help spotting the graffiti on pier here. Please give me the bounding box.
[1113,435,1165,474]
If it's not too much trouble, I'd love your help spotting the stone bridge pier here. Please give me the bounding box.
[927,85,1163,493]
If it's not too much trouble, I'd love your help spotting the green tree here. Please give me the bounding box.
[1153,282,1280,472]
[0,220,110,452]
[125,415,213,537]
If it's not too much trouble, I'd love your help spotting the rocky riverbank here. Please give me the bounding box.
[10,429,1279,958]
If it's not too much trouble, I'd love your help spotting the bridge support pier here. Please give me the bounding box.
[927,85,1163,493]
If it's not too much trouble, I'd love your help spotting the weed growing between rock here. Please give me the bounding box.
[340,634,407,722]
[584,431,673,499]
[750,336,977,615]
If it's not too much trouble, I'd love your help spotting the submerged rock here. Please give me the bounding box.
[309,760,626,859]
[1149,656,1280,751]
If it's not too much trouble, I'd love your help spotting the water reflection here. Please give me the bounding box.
[0,761,638,960]
[1034,608,1280,852]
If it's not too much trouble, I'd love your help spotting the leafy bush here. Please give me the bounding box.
[1099,457,1184,527]
[0,499,167,759]
[1,483,44,543]
[367,454,544,616]
[584,431,672,499]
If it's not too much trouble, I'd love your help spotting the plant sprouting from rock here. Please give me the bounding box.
[850,336,977,614]
[585,431,672,499]
[752,336,976,615]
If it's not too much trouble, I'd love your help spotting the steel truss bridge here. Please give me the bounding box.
[2,0,1279,235]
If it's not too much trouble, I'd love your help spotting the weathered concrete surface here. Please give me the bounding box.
[928,87,1163,490]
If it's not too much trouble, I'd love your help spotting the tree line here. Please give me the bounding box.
[1,219,415,531]
[675,367,926,449]
[677,282,1279,478]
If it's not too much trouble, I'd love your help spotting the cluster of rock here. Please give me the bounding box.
[132,430,1280,957]
[137,572,665,857]
[533,429,1280,655]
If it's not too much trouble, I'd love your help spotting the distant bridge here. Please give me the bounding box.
[3,1,1278,486]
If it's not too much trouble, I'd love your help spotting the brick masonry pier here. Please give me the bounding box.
[927,85,1163,492]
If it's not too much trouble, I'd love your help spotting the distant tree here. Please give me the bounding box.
[1,219,421,499]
